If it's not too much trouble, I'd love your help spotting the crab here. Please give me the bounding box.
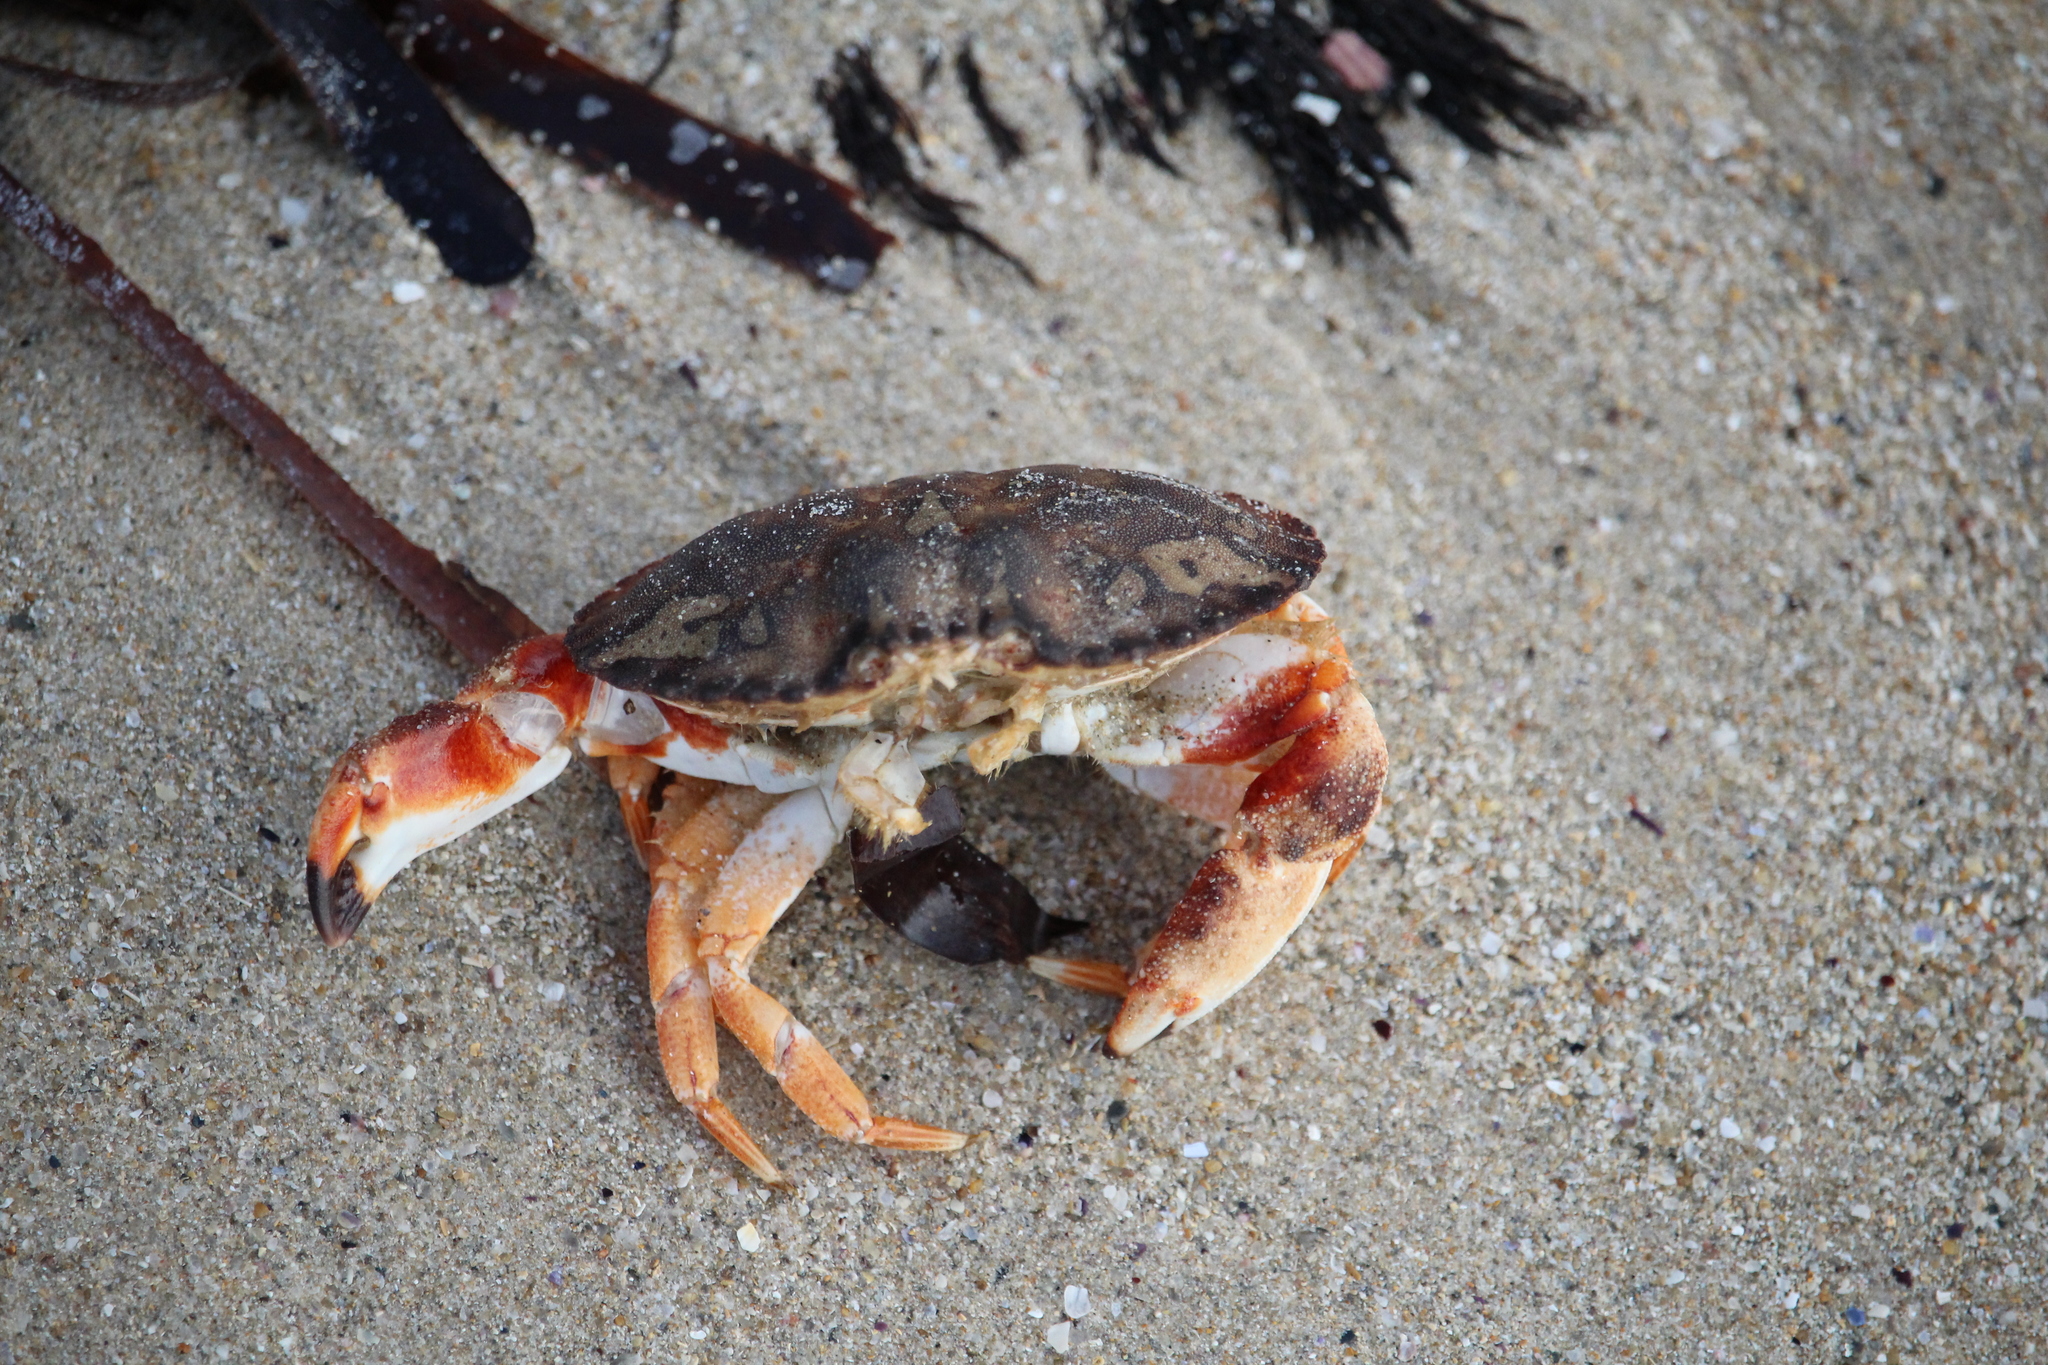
[307,465,1388,1182]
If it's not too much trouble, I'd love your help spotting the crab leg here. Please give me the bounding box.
[1032,605,1389,1055]
[694,789,970,1155]
[643,780,789,1184]
[306,636,594,945]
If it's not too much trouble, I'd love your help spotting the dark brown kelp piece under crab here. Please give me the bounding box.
[309,466,1386,1183]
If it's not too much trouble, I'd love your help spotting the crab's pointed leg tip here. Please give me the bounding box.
[307,859,371,947]
[1026,955,1131,998]
[692,1099,786,1186]
[863,1117,971,1152]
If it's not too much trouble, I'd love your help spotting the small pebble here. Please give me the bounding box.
[216,172,243,191]
[736,1222,762,1253]
[391,281,427,304]
[540,982,565,1003]
[1719,1117,1741,1139]
[1181,1142,1209,1159]
[982,1089,1004,1109]
[278,197,310,229]
[1063,1284,1091,1318]
[1321,30,1393,94]
[1043,1320,1071,1354]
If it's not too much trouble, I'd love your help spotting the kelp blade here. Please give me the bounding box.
[398,0,891,291]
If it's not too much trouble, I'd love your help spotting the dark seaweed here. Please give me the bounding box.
[641,0,683,86]
[1103,0,1409,251]
[1328,0,1593,157]
[815,45,1035,285]
[1069,74,1179,178]
[239,0,532,285]
[1094,0,1591,253]
[851,788,1083,966]
[955,39,1025,167]
[390,0,891,292]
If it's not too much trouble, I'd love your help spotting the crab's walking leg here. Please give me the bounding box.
[697,790,971,1154]
[307,636,592,945]
[606,755,662,867]
[643,781,788,1184]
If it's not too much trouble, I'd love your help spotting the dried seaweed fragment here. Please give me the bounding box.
[851,788,1082,966]
[391,0,892,291]
[954,39,1025,167]
[239,0,533,285]
[815,45,1035,285]
[0,156,538,664]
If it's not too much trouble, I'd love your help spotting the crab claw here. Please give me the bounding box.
[1102,682,1386,1054]
[307,637,590,945]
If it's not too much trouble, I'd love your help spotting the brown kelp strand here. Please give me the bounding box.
[0,49,272,106]
[0,156,539,665]
[239,0,534,285]
[390,0,891,292]
[815,45,1035,286]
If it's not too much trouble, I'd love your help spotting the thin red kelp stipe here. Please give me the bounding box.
[0,158,539,666]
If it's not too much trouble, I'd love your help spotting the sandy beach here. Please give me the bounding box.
[1,1,2043,1360]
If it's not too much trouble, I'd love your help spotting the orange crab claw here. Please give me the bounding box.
[1032,611,1389,1057]
[1102,682,1386,1054]
[307,637,591,945]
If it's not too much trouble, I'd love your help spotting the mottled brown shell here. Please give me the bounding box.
[564,465,1323,707]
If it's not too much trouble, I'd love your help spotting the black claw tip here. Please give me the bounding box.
[307,859,371,947]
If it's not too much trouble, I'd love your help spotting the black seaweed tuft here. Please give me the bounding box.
[1092,0,1591,254]
[1330,0,1595,157]
[815,45,1036,284]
